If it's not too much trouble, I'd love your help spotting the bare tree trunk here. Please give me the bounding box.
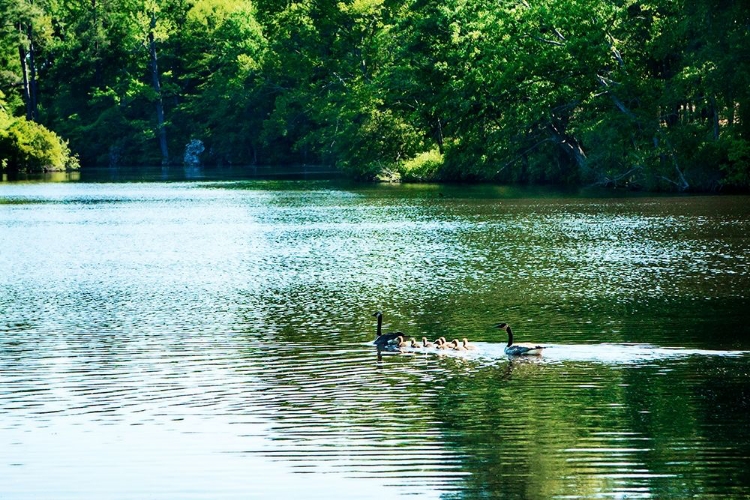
[435,117,444,154]
[548,122,588,172]
[17,21,39,123]
[596,75,636,119]
[92,0,102,86]
[17,21,39,122]
[149,13,169,165]
[27,25,38,122]
[711,95,719,141]
[654,134,689,191]
[18,41,32,121]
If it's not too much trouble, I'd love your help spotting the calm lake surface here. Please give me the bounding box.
[2,175,750,499]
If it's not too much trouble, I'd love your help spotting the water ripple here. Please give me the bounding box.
[2,183,750,498]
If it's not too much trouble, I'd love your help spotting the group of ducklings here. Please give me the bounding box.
[373,311,545,357]
[391,336,476,352]
[372,312,478,353]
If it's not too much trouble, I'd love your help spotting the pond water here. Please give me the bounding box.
[1,177,749,499]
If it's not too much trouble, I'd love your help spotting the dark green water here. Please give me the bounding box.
[1,178,749,499]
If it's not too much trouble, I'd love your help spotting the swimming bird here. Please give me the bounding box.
[461,338,477,350]
[394,336,410,348]
[410,338,421,348]
[495,323,545,356]
[435,338,449,350]
[372,311,405,350]
[422,337,435,348]
[450,339,466,351]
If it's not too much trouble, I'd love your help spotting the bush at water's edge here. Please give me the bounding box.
[0,109,79,174]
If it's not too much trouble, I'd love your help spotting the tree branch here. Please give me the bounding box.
[596,74,635,119]
[532,35,564,47]
[592,166,642,187]
[606,34,625,70]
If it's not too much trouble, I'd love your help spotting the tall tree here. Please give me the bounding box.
[147,7,169,164]
[172,0,267,165]
[0,0,53,122]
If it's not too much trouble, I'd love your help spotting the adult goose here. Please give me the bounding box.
[495,323,545,356]
[372,311,405,350]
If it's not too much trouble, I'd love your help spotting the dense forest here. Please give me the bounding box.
[1,0,749,190]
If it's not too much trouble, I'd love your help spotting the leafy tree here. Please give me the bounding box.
[0,0,56,122]
[0,94,79,172]
[172,0,267,165]
[0,0,747,189]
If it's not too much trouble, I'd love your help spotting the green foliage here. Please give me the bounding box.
[399,148,443,182]
[723,138,750,188]
[0,109,79,172]
[173,0,268,165]
[0,0,747,190]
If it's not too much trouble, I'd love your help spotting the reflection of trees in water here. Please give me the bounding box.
[234,340,471,488]
[430,357,750,499]
[230,287,750,498]
[228,278,750,498]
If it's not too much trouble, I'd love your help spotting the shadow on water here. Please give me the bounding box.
[1,165,343,183]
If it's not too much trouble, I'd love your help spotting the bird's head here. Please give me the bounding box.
[372,311,382,318]
[494,322,509,330]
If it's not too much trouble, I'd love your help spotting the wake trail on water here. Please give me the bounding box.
[384,342,749,365]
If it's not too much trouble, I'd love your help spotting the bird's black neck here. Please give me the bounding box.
[376,315,382,336]
[506,326,514,347]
